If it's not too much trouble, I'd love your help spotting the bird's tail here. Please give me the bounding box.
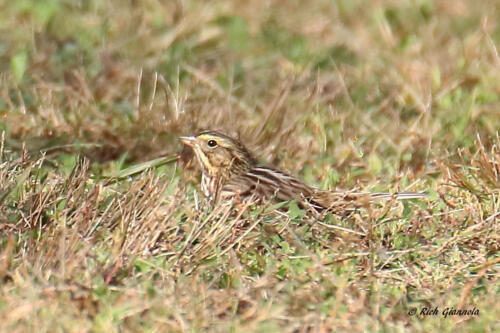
[308,190,428,213]
[369,191,428,201]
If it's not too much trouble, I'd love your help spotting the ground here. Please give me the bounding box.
[0,0,499,332]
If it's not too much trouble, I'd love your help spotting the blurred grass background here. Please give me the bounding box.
[0,0,499,331]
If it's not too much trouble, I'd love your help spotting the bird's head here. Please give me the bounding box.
[180,130,255,176]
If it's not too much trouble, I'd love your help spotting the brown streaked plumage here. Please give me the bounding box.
[180,130,427,212]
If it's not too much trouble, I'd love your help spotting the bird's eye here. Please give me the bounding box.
[207,139,217,148]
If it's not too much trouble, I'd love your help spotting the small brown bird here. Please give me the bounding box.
[180,130,427,213]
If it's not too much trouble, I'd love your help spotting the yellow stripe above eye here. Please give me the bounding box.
[197,134,215,141]
[198,135,231,148]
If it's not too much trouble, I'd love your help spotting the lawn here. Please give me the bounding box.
[0,0,499,331]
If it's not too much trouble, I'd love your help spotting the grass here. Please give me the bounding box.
[0,0,499,331]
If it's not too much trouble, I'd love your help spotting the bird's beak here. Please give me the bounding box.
[180,136,196,147]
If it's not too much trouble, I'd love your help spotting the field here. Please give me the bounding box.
[1,0,499,331]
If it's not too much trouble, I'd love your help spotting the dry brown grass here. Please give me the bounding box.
[0,0,499,331]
